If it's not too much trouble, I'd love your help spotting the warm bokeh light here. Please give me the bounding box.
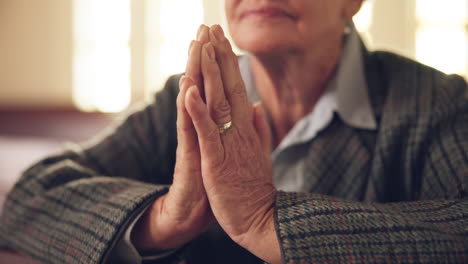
[71,0,467,113]
[417,0,467,24]
[73,0,131,113]
[353,0,375,46]
[354,0,375,32]
[417,27,468,75]
[416,0,467,76]
[145,0,204,96]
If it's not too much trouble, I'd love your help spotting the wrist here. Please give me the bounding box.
[130,194,161,252]
[233,196,282,264]
[132,193,213,252]
[131,194,181,252]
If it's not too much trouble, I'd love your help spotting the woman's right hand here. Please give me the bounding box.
[131,25,215,252]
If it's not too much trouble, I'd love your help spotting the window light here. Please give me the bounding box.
[145,0,204,96]
[73,0,132,112]
[416,0,468,76]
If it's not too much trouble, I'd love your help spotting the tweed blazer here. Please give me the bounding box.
[0,49,467,264]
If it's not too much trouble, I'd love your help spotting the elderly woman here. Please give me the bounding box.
[1,0,467,263]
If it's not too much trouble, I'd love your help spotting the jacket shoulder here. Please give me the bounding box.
[367,51,467,119]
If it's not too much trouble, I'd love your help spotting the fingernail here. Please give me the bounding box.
[188,40,195,56]
[205,43,215,61]
[212,25,225,42]
[189,85,201,102]
[179,76,187,87]
[197,25,208,42]
[209,27,218,43]
[196,25,204,41]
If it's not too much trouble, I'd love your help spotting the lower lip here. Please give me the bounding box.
[241,10,292,20]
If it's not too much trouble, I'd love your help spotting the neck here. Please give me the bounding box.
[250,39,342,146]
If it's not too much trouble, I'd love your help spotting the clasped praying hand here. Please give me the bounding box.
[132,24,281,264]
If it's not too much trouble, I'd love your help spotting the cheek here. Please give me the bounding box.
[224,0,238,34]
[224,0,239,22]
[296,6,346,41]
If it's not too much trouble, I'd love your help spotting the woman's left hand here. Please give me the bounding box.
[184,25,281,264]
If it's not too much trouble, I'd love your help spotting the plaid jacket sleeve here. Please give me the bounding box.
[0,75,184,264]
[274,60,468,263]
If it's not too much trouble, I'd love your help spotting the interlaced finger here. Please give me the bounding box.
[185,40,203,94]
[185,85,224,165]
[201,42,233,128]
[176,76,199,158]
[185,24,209,100]
[209,25,251,124]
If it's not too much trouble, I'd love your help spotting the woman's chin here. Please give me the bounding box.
[237,39,293,56]
[231,26,297,56]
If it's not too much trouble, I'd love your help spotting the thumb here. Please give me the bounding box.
[185,85,224,164]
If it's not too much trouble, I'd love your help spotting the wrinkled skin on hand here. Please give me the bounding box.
[184,25,280,263]
[131,25,215,252]
[133,24,281,263]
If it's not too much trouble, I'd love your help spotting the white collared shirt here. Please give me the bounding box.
[240,23,377,192]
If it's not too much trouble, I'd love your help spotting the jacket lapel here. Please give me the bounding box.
[303,114,374,201]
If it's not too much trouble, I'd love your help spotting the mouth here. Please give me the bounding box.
[240,6,298,21]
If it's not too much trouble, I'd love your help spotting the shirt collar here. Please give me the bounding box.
[240,22,377,152]
[334,22,377,130]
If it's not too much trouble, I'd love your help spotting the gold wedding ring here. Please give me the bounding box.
[218,121,233,134]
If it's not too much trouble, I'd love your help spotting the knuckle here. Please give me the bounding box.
[232,80,244,93]
[209,100,231,121]
[218,48,231,63]
[176,92,184,108]
[205,61,220,76]
[201,127,219,143]
[176,122,195,133]
[229,80,247,99]
[203,126,220,143]
[174,162,201,177]
[215,43,232,62]
[219,37,233,52]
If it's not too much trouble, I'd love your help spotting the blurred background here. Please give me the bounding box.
[0,0,467,112]
[0,0,467,211]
